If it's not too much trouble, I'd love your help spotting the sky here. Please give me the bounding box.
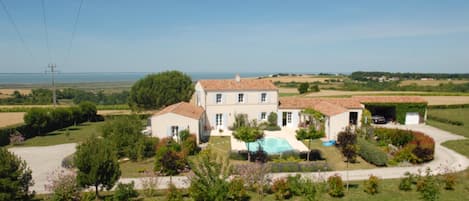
[1,0,469,73]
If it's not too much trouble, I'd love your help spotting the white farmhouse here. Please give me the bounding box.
[148,74,428,144]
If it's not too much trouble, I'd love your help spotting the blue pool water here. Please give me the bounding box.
[246,137,294,154]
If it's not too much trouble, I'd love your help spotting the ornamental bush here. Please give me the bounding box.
[410,132,435,162]
[357,138,388,166]
[363,175,380,195]
[399,172,414,191]
[374,128,414,147]
[271,178,292,200]
[327,174,344,197]
[113,181,138,201]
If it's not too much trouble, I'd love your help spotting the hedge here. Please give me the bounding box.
[357,138,388,166]
[428,104,469,109]
[364,103,427,124]
[0,103,98,147]
[427,115,464,126]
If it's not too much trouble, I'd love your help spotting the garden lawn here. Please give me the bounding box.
[442,139,469,158]
[14,121,105,147]
[305,139,376,171]
[120,158,155,178]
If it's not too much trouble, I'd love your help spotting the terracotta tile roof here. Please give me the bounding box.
[279,97,349,116]
[153,102,204,119]
[198,79,277,91]
[353,96,428,104]
[315,98,363,109]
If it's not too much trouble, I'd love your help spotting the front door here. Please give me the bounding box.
[282,112,287,126]
[215,113,223,129]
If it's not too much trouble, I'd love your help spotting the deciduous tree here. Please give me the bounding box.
[233,126,264,161]
[74,136,121,198]
[129,71,194,110]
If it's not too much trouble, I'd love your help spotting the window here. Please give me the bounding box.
[261,93,267,103]
[260,112,267,120]
[215,113,223,126]
[216,93,222,103]
[238,93,245,103]
[171,126,178,136]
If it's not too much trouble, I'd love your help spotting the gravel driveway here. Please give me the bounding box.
[8,143,77,194]
[8,124,469,194]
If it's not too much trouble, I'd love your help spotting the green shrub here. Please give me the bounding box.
[286,174,303,196]
[357,139,388,166]
[363,175,380,195]
[399,172,414,191]
[327,174,344,197]
[410,132,435,162]
[113,181,138,201]
[416,169,440,201]
[227,177,249,201]
[393,144,421,164]
[374,128,414,147]
[271,178,292,200]
[61,154,75,169]
[181,134,198,156]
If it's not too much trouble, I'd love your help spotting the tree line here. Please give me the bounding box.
[0,88,129,105]
[350,71,469,81]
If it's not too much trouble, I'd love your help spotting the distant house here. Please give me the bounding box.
[148,75,428,143]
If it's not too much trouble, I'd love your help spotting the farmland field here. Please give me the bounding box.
[399,79,469,86]
[0,112,24,128]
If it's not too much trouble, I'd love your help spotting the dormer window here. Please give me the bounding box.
[238,93,245,103]
[216,93,222,103]
[261,93,267,103]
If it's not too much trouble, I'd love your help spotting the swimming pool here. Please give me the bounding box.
[246,137,294,154]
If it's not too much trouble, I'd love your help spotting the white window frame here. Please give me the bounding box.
[238,93,245,103]
[261,93,267,103]
[287,112,292,124]
[216,93,222,104]
[261,112,267,121]
[215,113,223,126]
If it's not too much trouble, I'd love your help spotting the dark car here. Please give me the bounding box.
[371,115,386,124]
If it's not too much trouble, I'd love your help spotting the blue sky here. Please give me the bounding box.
[1,0,469,73]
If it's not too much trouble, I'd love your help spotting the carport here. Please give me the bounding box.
[365,105,396,123]
[354,96,428,125]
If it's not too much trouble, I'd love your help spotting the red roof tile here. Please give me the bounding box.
[154,102,204,119]
[198,79,277,91]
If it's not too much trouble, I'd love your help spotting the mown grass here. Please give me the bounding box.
[11,121,105,147]
[304,139,376,171]
[120,158,155,178]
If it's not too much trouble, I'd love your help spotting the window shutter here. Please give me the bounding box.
[293,112,299,126]
[244,93,247,103]
[213,115,217,128]
[258,112,262,121]
[223,113,228,129]
[277,112,282,126]
[166,126,172,137]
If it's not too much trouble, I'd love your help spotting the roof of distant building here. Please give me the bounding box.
[353,96,427,104]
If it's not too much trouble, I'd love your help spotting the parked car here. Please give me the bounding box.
[372,115,386,124]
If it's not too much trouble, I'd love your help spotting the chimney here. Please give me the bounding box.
[235,74,241,82]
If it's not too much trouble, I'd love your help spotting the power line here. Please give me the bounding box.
[0,0,34,59]
[63,0,84,67]
[41,0,52,62]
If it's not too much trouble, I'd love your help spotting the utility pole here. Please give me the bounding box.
[46,63,57,107]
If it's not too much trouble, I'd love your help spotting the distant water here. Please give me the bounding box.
[0,72,271,84]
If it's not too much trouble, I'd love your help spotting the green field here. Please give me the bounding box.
[12,121,105,147]
[427,108,469,138]
[427,107,469,158]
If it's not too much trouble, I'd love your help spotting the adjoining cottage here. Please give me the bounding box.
[147,102,207,144]
[147,74,428,144]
